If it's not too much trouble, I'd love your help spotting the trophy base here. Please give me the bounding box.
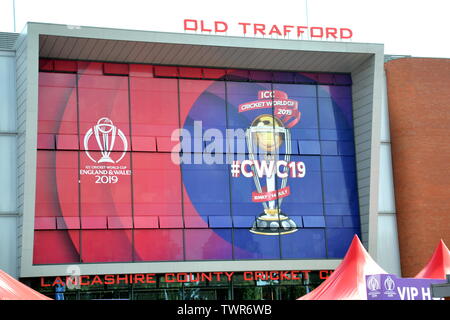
[249,213,298,235]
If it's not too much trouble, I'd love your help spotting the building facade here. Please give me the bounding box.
[0,22,446,300]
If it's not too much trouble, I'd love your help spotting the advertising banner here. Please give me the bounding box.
[365,274,446,300]
[34,61,360,264]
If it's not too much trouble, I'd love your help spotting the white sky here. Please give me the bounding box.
[0,0,449,58]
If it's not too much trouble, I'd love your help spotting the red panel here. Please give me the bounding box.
[133,216,159,229]
[79,152,132,218]
[227,69,249,81]
[38,72,77,135]
[56,135,79,150]
[77,61,103,75]
[297,72,319,83]
[108,216,133,229]
[103,63,129,75]
[318,73,335,84]
[159,216,183,228]
[131,136,156,152]
[37,134,55,149]
[156,136,180,152]
[184,215,208,228]
[129,64,154,78]
[34,217,57,230]
[78,74,130,139]
[132,153,182,217]
[130,77,179,138]
[249,70,272,82]
[39,59,54,71]
[154,65,178,77]
[33,231,80,264]
[35,151,79,218]
[184,229,233,260]
[54,60,78,73]
[179,67,203,79]
[56,217,80,230]
[80,216,107,229]
[134,229,183,261]
[81,230,132,262]
[179,79,226,130]
[202,68,226,79]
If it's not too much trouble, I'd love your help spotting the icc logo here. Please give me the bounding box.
[367,275,380,292]
[384,276,396,292]
[83,117,128,164]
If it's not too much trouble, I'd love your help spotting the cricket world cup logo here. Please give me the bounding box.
[232,90,305,235]
[83,117,128,163]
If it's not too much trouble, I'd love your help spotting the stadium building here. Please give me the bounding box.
[0,22,448,299]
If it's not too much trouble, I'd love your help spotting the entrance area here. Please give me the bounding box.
[24,271,327,300]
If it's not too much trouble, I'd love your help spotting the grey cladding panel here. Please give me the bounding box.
[37,35,376,73]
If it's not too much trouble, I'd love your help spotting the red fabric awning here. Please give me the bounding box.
[415,240,450,279]
[298,235,387,300]
[0,269,52,300]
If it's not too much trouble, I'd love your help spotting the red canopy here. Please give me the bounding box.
[0,269,52,300]
[414,239,450,279]
[298,235,387,300]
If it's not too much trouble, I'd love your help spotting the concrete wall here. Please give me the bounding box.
[0,50,18,277]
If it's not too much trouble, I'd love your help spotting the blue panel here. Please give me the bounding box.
[273,83,317,98]
[208,216,232,228]
[320,129,338,140]
[302,216,326,228]
[300,155,321,171]
[293,97,318,130]
[337,129,355,141]
[326,228,360,258]
[182,162,231,218]
[322,156,357,172]
[282,203,324,216]
[298,140,321,155]
[282,170,323,204]
[281,155,323,216]
[338,141,355,156]
[322,171,358,204]
[231,175,263,216]
[292,128,319,140]
[342,215,361,228]
[232,216,256,228]
[273,72,295,83]
[325,216,343,227]
[318,85,352,98]
[333,98,354,129]
[233,229,281,259]
[321,130,354,141]
[334,75,352,85]
[289,216,303,228]
[290,140,301,155]
[280,229,326,259]
[318,98,336,129]
[325,202,359,215]
[320,141,338,155]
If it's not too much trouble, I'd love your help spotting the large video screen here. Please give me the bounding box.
[34,60,360,264]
